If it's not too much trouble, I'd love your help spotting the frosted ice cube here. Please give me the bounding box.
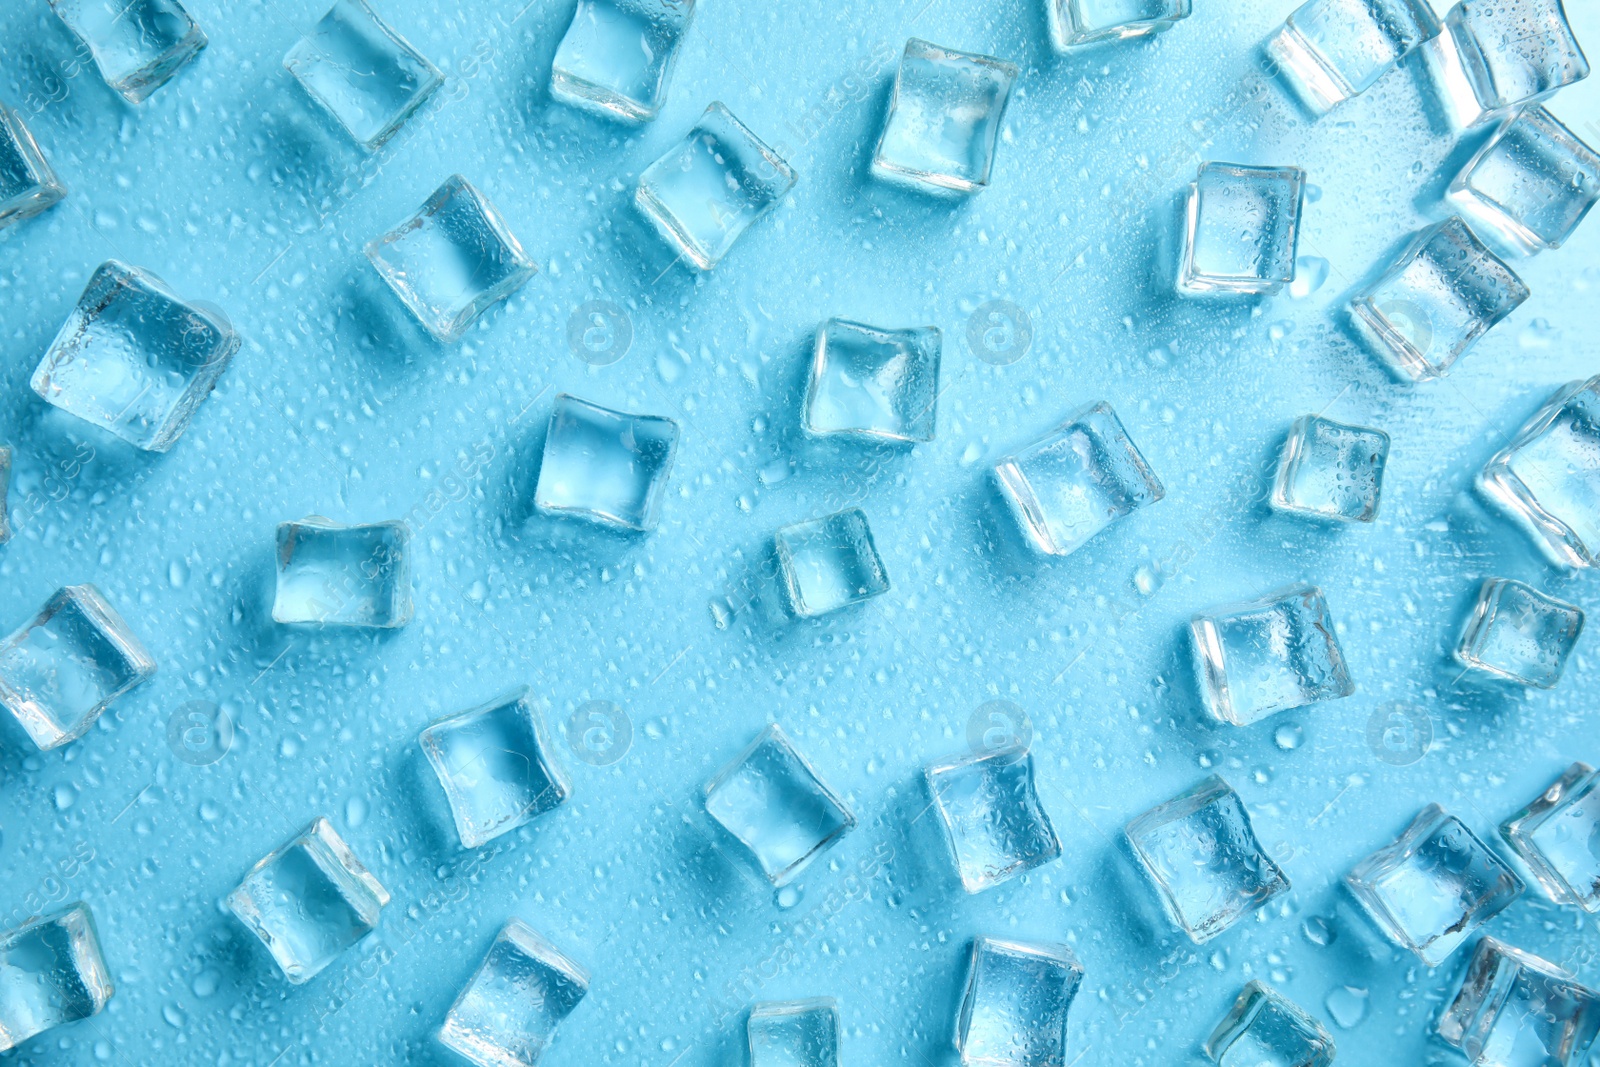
[0,584,155,752]
[438,921,589,1067]
[1266,0,1440,113]
[1348,216,1528,382]
[1270,414,1391,523]
[0,103,66,230]
[1449,106,1600,255]
[748,998,839,1067]
[1046,0,1193,50]
[225,817,390,984]
[774,507,891,618]
[1478,376,1600,568]
[283,0,443,150]
[926,746,1062,893]
[31,260,240,452]
[551,0,694,123]
[993,401,1165,557]
[1346,803,1523,966]
[1454,578,1583,688]
[1501,762,1600,911]
[1439,0,1590,122]
[703,724,856,886]
[1190,583,1354,726]
[0,446,10,544]
[366,175,537,343]
[955,937,1083,1067]
[871,38,1018,196]
[1177,162,1306,296]
[50,0,207,104]
[272,517,412,628]
[1204,981,1336,1067]
[803,318,942,444]
[0,903,114,1052]
[1126,776,1289,943]
[634,102,796,270]
[1438,937,1600,1067]
[533,394,680,532]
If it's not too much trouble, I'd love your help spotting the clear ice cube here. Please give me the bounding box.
[366,174,538,342]
[993,401,1165,557]
[438,921,589,1067]
[955,937,1083,1067]
[0,903,114,1053]
[1177,162,1306,296]
[551,0,695,123]
[50,0,208,104]
[1270,414,1391,523]
[1454,578,1583,688]
[1439,0,1590,122]
[0,102,66,230]
[1204,981,1336,1067]
[283,0,443,150]
[773,507,891,618]
[1501,762,1600,912]
[925,746,1062,893]
[272,517,412,628]
[1348,215,1528,382]
[1266,0,1440,113]
[634,102,796,270]
[1438,937,1600,1067]
[533,394,680,532]
[703,724,856,886]
[225,817,390,984]
[0,584,155,752]
[1478,376,1600,568]
[31,260,241,452]
[1449,106,1600,255]
[748,998,840,1067]
[1125,776,1290,943]
[803,318,942,443]
[871,38,1018,196]
[1047,0,1193,50]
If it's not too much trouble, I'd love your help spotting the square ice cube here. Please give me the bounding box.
[0,102,66,230]
[1449,106,1600,255]
[50,0,208,104]
[1479,376,1600,568]
[551,0,695,123]
[1270,415,1391,523]
[635,102,796,270]
[272,517,412,628]
[0,903,114,1052]
[1438,937,1600,1067]
[31,260,240,452]
[1190,583,1354,726]
[284,0,443,150]
[1348,216,1528,381]
[925,746,1062,893]
[993,402,1165,557]
[803,318,942,444]
[1454,578,1583,688]
[871,38,1018,196]
[1047,0,1193,50]
[1205,981,1335,1067]
[955,937,1083,1067]
[438,921,589,1067]
[1177,162,1306,296]
[748,998,840,1067]
[225,817,390,984]
[366,175,537,343]
[1441,0,1590,120]
[1345,803,1523,966]
[533,394,680,532]
[703,724,856,886]
[1502,762,1600,912]
[1266,0,1440,113]
[0,584,155,752]
[420,687,572,849]
[774,507,891,618]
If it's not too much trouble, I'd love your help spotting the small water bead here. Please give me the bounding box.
[1274,723,1303,750]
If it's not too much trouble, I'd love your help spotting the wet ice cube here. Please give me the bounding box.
[284,0,443,150]
[871,38,1017,196]
[1438,937,1600,1067]
[273,517,411,628]
[774,507,891,618]
[1441,0,1590,122]
[748,998,840,1067]
[926,746,1062,893]
[0,103,66,230]
[1204,981,1335,1067]
[1177,162,1306,296]
[1348,216,1528,382]
[0,903,113,1052]
[803,318,941,443]
[551,0,694,123]
[1449,106,1600,255]
[1047,0,1193,50]
[50,0,207,104]
[31,260,240,452]
[533,394,680,532]
[438,921,589,1067]
[634,102,796,270]
[1502,762,1600,912]
[1266,0,1440,113]
[955,937,1083,1067]
[1190,583,1354,726]
[1479,376,1600,568]
[1271,414,1391,523]
[703,724,856,886]
[225,817,390,984]
[1454,578,1583,688]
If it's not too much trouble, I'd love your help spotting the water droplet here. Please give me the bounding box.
[163,1002,188,1028]
[279,737,300,758]
[1301,916,1335,947]
[1275,723,1303,750]
[168,560,189,587]
[1325,985,1369,1029]
[199,800,220,822]
[1290,256,1330,299]
[346,796,369,828]
[54,783,78,811]
[192,969,222,997]
[776,886,801,909]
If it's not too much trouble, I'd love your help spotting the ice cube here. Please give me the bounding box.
[50,0,207,103]
[366,175,537,342]
[0,584,155,752]
[748,998,840,1067]
[272,517,412,628]
[420,687,572,849]
[1270,414,1391,523]
[1177,162,1306,296]
[703,724,856,886]
[1438,937,1600,1067]
[803,318,942,444]
[225,817,390,984]
[773,507,891,618]
[31,260,240,452]
[438,921,589,1067]
[1348,216,1528,381]
[283,0,443,150]
[1438,0,1590,123]
[925,745,1062,893]
[0,903,114,1052]
[1046,0,1193,50]
[0,103,66,230]
[1204,981,1336,1067]
[871,38,1018,196]
[955,937,1083,1067]
[1266,0,1440,113]
[1449,106,1600,255]
[634,102,796,270]
[1190,583,1354,726]
[533,394,680,532]
[1454,577,1583,688]
[1501,762,1600,911]
[0,446,10,544]
[1478,376,1600,568]
[1345,803,1523,966]
[551,0,695,123]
